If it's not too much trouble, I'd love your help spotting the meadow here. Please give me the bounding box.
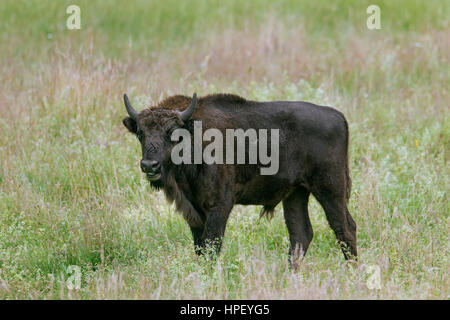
[0,0,448,299]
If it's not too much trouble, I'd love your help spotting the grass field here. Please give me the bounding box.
[0,0,448,299]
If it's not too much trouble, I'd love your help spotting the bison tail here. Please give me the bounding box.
[259,205,276,220]
[345,158,352,202]
[342,113,352,202]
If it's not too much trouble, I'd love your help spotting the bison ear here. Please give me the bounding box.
[123,117,137,134]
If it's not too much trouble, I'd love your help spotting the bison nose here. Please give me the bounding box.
[140,159,160,173]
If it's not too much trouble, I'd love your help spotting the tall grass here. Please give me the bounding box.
[0,1,448,299]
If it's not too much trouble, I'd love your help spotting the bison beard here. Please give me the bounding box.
[122,93,357,268]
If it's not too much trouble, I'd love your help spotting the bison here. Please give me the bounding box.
[122,92,357,267]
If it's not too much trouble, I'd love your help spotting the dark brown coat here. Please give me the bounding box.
[122,93,357,265]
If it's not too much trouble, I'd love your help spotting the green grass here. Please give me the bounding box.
[0,0,448,299]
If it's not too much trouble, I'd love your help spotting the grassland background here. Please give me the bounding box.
[0,0,448,299]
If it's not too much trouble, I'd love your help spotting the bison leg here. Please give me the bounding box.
[190,225,205,256]
[312,183,357,260]
[282,187,313,270]
[201,207,232,257]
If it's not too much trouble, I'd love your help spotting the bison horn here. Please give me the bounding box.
[179,93,197,122]
[123,94,138,120]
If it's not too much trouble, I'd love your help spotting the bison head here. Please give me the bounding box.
[122,93,197,187]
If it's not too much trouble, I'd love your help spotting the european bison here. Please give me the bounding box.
[122,93,357,266]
